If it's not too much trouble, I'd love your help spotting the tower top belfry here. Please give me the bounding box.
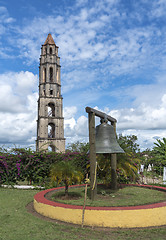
[36,34,65,152]
[43,33,56,45]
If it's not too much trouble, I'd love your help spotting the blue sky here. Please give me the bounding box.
[0,0,166,150]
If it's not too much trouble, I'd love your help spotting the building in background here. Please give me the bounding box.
[36,34,65,152]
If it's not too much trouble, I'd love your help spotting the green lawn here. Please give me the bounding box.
[51,185,166,207]
[0,187,166,240]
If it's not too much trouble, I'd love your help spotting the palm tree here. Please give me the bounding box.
[117,152,140,182]
[153,138,166,165]
[150,138,166,175]
[50,161,83,196]
[117,135,140,182]
[97,135,140,185]
[97,153,139,184]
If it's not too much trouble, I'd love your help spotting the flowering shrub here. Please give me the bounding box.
[0,148,89,186]
[0,144,140,187]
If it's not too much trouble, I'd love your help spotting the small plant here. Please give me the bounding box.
[50,161,84,196]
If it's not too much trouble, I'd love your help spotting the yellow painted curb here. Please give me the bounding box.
[34,185,166,228]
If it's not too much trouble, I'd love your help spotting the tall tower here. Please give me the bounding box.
[36,34,65,152]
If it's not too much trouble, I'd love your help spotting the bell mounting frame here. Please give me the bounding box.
[85,106,123,200]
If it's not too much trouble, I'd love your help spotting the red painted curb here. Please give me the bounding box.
[34,184,166,211]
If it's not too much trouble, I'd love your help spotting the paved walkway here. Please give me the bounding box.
[2,185,44,189]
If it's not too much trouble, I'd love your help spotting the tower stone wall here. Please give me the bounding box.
[36,34,65,152]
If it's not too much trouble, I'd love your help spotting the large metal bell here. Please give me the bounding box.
[95,121,124,154]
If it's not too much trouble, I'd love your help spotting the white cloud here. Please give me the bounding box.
[75,116,88,137]
[0,111,37,145]
[27,93,38,113]
[0,84,23,113]
[0,6,15,25]
[0,71,38,146]
[8,1,118,65]
[150,0,166,18]
[62,69,166,149]
[119,128,166,151]
[0,6,15,40]
[62,70,97,93]
[2,0,164,82]
[0,71,38,113]
[64,115,88,145]
[64,117,76,130]
[114,103,166,130]
[64,106,77,119]
[75,0,88,7]
[106,73,166,132]
[8,2,164,98]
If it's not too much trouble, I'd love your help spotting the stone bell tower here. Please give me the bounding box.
[36,34,65,152]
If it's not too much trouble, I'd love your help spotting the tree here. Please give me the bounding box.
[153,138,166,164]
[117,135,140,182]
[50,161,84,196]
[118,134,140,153]
[117,153,140,182]
[97,135,140,185]
[139,148,153,170]
[150,138,166,175]
[66,141,89,153]
[97,153,139,184]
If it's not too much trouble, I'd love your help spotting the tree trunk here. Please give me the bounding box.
[111,153,117,190]
[65,182,68,197]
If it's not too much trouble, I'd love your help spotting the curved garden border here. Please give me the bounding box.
[34,184,166,228]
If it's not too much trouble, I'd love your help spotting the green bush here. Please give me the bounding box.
[0,148,89,186]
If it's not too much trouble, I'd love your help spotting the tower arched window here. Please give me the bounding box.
[56,68,59,82]
[48,123,55,138]
[48,145,56,152]
[48,103,55,117]
[43,68,46,83]
[49,67,53,82]
[50,47,52,54]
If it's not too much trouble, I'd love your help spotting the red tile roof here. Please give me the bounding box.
[44,33,55,45]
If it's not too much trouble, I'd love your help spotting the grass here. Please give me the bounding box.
[0,187,166,240]
[51,185,166,207]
